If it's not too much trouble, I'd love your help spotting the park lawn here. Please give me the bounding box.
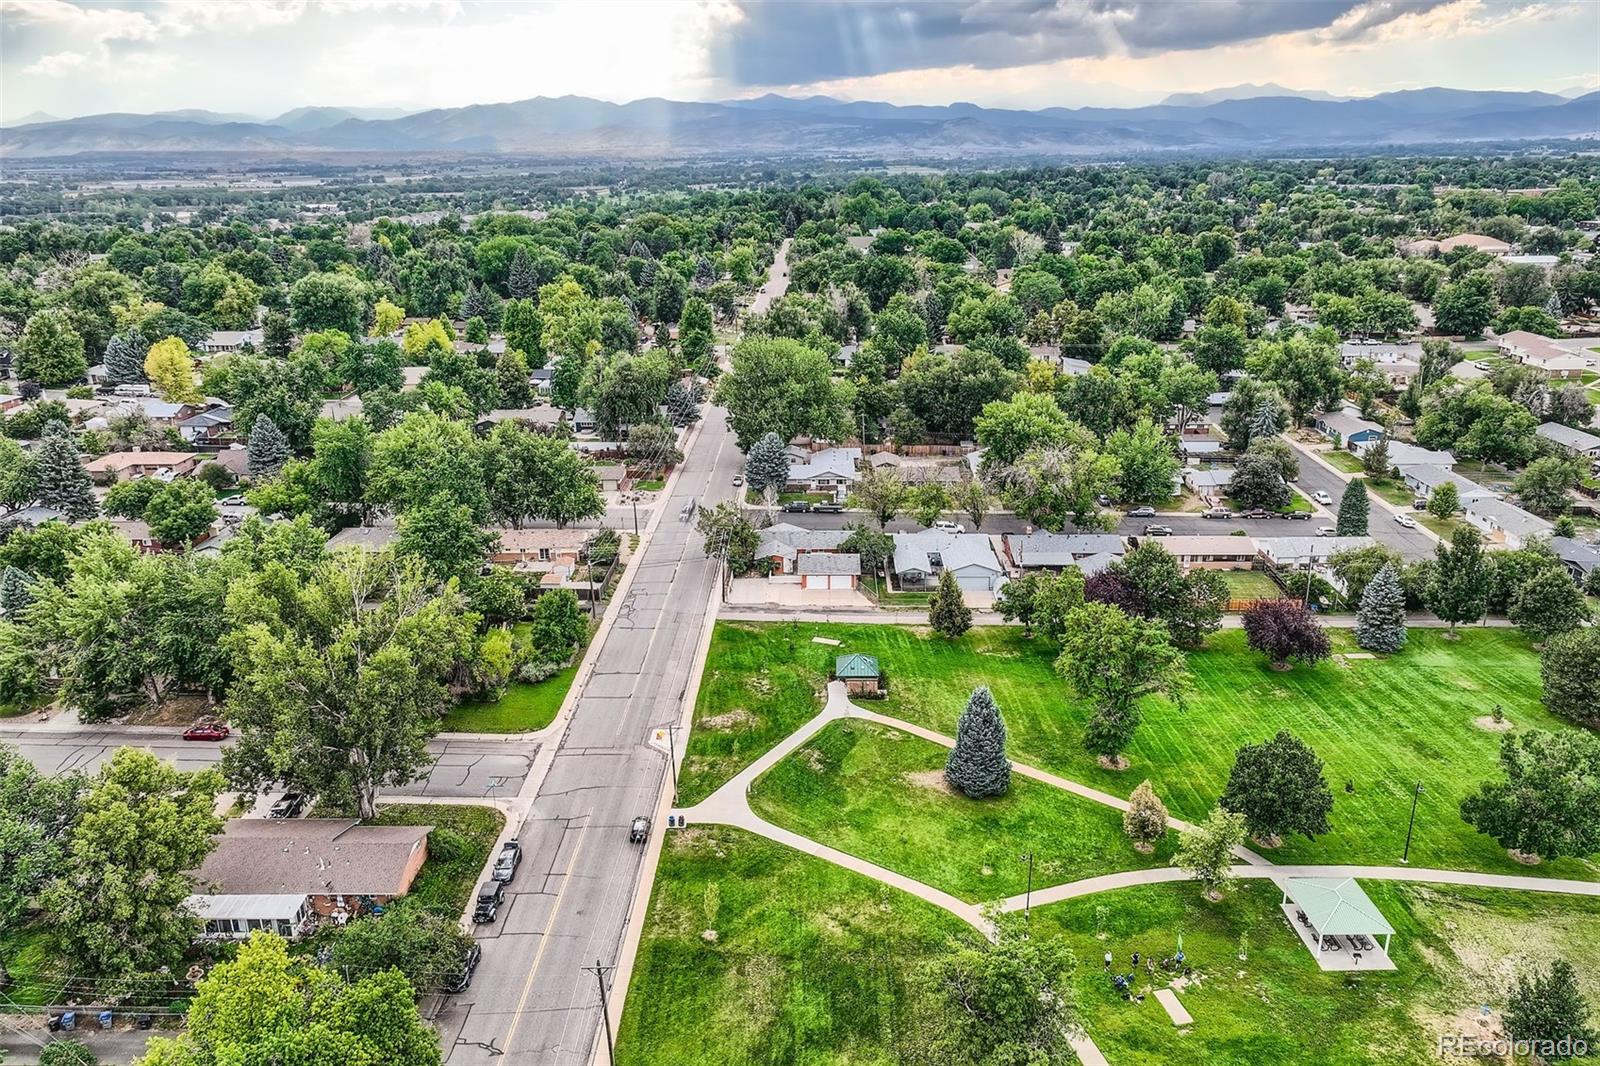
[370,803,504,919]
[1029,880,1600,1066]
[615,825,979,1066]
[749,719,1177,902]
[684,623,1598,880]
[1220,570,1283,602]
[1320,449,1366,474]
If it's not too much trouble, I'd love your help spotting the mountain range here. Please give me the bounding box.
[3,88,1596,159]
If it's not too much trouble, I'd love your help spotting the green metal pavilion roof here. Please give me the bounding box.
[835,653,881,679]
[1284,877,1394,936]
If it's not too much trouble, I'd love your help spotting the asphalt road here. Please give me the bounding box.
[746,237,791,316]
[435,406,740,1065]
[0,726,536,801]
[1284,441,1438,559]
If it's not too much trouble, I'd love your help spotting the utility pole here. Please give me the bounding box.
[1021,850,1035,922]
[582,959,617,1066]
[1401,781,1424,864]
[665,722,679,802]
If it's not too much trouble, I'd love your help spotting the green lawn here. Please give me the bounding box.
[1220,570,1283,602]
[634,478,666,491]
[1319,449,1366,474]
[615,825,979,1066]
[750,719,1177,901]
[441,664,579,733]
[370,803,504,918]
[0,924,62,1007]
[1365,476,1418,507]
[862,573,932,606]
[1030,880,1600,1066]
[1417,514,1462,539]
[683,623,1598,880]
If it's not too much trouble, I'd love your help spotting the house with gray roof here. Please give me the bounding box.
[1314,408,1385,448]
[1353,439,1454,470]
[797,551,861,590]
[1463,498,1553,550]
[1399,465,1499,505]
[756,522,851,573]
[1536,422,1600,459]
[1550,536,1600,584]
[1004,532,1126,571]
[891,530,1006,592]
[787,447,862,495]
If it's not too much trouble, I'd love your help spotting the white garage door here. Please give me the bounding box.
[954,571,993,591]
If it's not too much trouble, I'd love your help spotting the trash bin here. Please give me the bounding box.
[136,1013,153,1030]
[98,1009,114,1029]
[46,1014,62,1032]
[60,1010,76,1031]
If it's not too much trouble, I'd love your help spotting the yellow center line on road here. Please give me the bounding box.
[503,825,588,1054]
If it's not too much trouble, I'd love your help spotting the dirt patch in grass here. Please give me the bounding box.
[903,768,955,794]
[123,692,216,726]
[701,709,757,731]
[1472,715,1513,732]
[798,747,827,773]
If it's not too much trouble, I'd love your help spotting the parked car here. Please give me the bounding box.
[1202,507,1232,520]
[629,816,651,843]
[1126,506,1156,518]
[182,723,229,742]
[1143,524,1173,537]
[1413,497,1430,510]
[1240,508,1271,520]
[1393,513,1418,529]
[492,841,522,882]
[1473,361,1492,371]
[931,520,966,532]
[781,501,811,513]
[1283,510,1311,520]
[1312,491,1334,506]
[473,881,505,924]
[731,474,743,487]
[268,793,306,819]
[1095,494,1112,507]
[812,502,844,514]
[444,943,482,993]
[1316,526,1337,537]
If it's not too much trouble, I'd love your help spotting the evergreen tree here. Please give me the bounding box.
[692,256,716,291]
[103,330,147,386]
[1354,562,1407,652]
[744,432,790,495]
[507,246,536,299]
[1359,437,1390,477]
[1043,220,1062,255]
[1504,959,1596,1053]
[1123,779,1169,851]
[1249,396,1285,441]
[1427,525,1490,636]
[0,565,35,616]
[928,569,972,638]
[944,686,1010,798]
[34,422,98,521]
[664,379,702,426]
[247,414,291,480]
[461,283,492,323]
[1335,479,1370,536]
[261,310,294,358]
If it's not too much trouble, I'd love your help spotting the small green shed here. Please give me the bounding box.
[834,653,883,696]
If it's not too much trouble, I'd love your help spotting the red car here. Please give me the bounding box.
[182,723,230,742]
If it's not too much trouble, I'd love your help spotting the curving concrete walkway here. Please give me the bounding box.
[676,682,1600,935]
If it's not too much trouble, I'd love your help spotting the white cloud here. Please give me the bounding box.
[22,49,89,77]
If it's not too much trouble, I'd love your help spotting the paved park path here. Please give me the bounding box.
[676,682,1600,933]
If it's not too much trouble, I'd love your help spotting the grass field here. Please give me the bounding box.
[683,622,1598,879]
[1031,879,1600,1066]
[749,719,1177,901]
[1417,514,1462,539]
[614,825,979,1066]
[1319,449,1366,474]
[370,803,504,918]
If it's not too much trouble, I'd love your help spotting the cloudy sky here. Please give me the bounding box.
[3,0,1597,122]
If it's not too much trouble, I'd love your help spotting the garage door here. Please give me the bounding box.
[954,571,993,591]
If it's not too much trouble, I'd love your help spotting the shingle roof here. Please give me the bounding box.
[192,819,431,898]
[1007,532,1126,568]
[891,531,1002,575]
[798,552,861,575]
[1466,498,1554,539]
[1537,422,1600,452]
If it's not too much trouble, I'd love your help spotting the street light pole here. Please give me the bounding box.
[582,959,617,1066]
[1021,851,1035,922]
[1401,781,1424,864]
[631,495,639,537]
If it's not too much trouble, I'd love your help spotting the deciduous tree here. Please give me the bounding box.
[1540,628,1600,729]
[1242,599,1331,669]
[1174,807,1247,899]
[1459,730,1600,863]
[1219,730,1334,844]
[1123,779,1169,852]
[1056,602,1186,767]
[1509,567,1591,644]
[1427,525,1490,636]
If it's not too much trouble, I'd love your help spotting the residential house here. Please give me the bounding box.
[83,450,201,484]
[592,463,627,492]
[188,819,432,936]
[1157,536,1257,571]
[474,407,563,434]
[1183,468,1233,497]
[1340,341,1422,386]
[1400,465,1499,505]
[798,552,861,591]
[891,530,1007,592]
[1004,533,1126,572]
[1437,233,1511,256]
[327,523,399,553]
[756,523,851,574]
[1257,536,1376,569]
[319,396,364,422]
[1536,422,1600,459]
[401,366,427,391]
[104,396,194,424]
[845,235,875,252]
[1314,408,1385,448]
[1463,499,1553,550]
[176,406,234,445]
[1179,439,1227,460]
[110,518,157,552]
[1352,439,1454,470]
[787,447,862,496]
[199,329,263,354]
[530,368,554,394]
[1497,331,1589,379]
[1549,536,1600,584]
[572,408,598,434]
[204,447,251,482]
[489,528,590,571]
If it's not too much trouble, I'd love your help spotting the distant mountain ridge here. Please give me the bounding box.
[4,87,1596,159]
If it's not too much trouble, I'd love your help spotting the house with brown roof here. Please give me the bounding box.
[489,527,591,571]
[1438,233,1511,256]
[82,450,201,484]
[188,818,432,936]
[1497,331,1589,379]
